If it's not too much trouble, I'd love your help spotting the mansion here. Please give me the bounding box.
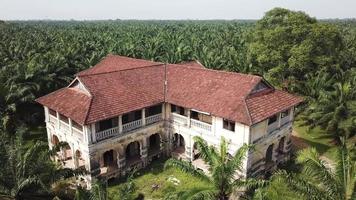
[36,55,302,186]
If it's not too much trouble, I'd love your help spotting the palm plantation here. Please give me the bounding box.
[0,129,85,200]
[256,138,355,200]
[164,136,263,200]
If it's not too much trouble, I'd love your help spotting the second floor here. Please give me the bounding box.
[44,102,296,146]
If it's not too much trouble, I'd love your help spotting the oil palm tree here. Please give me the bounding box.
[0,128,85,200]
[164,136,264,200]
[257,138,355,200]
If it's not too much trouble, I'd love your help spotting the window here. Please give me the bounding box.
[59,114,69,123]
[281,109,290,118]
[98,117,118,132]
[171,104,186,116]
[72,120,83,131]
[145,104,162,117]
[223,119,235,132]
[268,115,277,125]
[49,109,56,116]
[122,110,142,124]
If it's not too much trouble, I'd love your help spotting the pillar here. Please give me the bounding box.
[44,107,49,123]
[56,112,60,130]
[69,118,73,136]
[91,124,97,143]
[187,109,191,127]
[140,139,148,166]
[118,115,123,133]
[142,109,146,126]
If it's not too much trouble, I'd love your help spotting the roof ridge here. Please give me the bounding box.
[169,64,262,80]
[77,63,165,77]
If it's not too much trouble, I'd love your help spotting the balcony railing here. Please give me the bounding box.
[73,127,84,142]
[122,119,142,133]
[170,113,188,125]
[145,114,162,125]
[191,119,212,131]
[59,121,69,133]
[267,121,278,133]
[49,115,57,124]
[96,127,120,141]
[280,116,290,126]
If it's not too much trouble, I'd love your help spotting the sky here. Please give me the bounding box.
[1,0,355,20]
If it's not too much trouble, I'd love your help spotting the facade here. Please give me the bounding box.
[36,55,302,186]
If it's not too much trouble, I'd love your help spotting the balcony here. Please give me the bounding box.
[59,121,70,133]
[145,114,162,125]
[170,113,188,125]
[280,116,290,126]
[122,119,143,132]
[73,127,84,142]
[96,127,120,141]
[267,121,278,134]
[191,119,212,131]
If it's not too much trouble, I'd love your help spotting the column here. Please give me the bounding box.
[69,118,73,136]
[118,115,123,133]
[187,109,191,127]
[83,125,91,144]
[91,124,97,143]
[277,113,281,128]
[56,112,60,130]
[116,148,126,170]
[44,107,49,123]
[141,139,148,166]
[142,109,146,126]
[162,104,166,120]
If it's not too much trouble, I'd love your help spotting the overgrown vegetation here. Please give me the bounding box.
[0,7,355,200]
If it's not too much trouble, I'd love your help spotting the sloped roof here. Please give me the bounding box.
[166,65,261,125]
[36,88,91,124]
[246,89,303,124]
[36,55,303,125]
[79,65,165,124]
[77,54,162,76]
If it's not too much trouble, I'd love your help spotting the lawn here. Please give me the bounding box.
[293,120,338,160]
[108,158,211,200]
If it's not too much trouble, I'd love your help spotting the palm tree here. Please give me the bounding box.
[0,129,85,200]
[257,138,355,200]
[74,179,108,200]
[164,136,263,200]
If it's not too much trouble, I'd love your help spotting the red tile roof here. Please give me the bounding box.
[36,55,303,126]
[79,65,165,124]
[77,54,162,76]
[246,90,303,124]
[36,88,91,124]
[166,65,261,125]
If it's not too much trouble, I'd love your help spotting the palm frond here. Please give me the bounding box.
[164,158,211,182]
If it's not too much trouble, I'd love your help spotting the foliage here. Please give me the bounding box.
[0,128,85,199]
[247,8,343,90]
[255,138,356,200]
[164,136,264,200]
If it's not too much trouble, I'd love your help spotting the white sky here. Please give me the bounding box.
[1,0,355,20]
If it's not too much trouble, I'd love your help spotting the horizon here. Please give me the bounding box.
[1,0,356,20]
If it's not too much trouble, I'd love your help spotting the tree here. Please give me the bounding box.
[247,8,343,91]
[164,136,263,200]
[256,138,356,200]
[0,129,84,200]
[300,68,356,140]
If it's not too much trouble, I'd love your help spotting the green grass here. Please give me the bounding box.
[108,158,211,200]
[293,121,338,160]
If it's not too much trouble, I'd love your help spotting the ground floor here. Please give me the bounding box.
[48,122,293,187]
